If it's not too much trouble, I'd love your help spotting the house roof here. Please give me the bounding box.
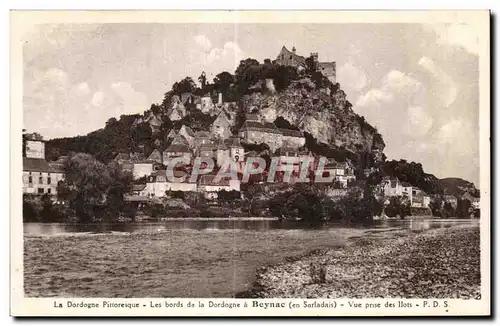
[240,120,281,133]
[170,134,190,146]
[132,184,147,191]
[167,129,177,139]
[124,195,151,202]
[24,158,63,173]
[245,114,259,121]
[198,174,231,186]
[195,130,211,138]
[224,137,242,148]
[147,149,162,159]
[164,143,191,153]
[180,125,195,137]
[217,142,229,150]
[199,143,217,152]
[279,128,303,137]
[114,153,130,161]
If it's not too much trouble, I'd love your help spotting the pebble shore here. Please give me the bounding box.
[242,225,480,298]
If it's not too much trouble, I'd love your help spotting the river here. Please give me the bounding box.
[24,218,479,236]
[23,218,479,298]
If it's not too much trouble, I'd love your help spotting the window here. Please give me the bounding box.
[281,54,284,60]
[289,55,292,59]
[37,188,44,194]
[47,188,52,194]
[28,176,32,183]
[39,175,43,184]
[47,177,51,184]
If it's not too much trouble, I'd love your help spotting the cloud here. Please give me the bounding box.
[191,35,245,74]
[91,91,105,106]
[404,105,433,137]
[336,62,368,100]
[383,70,421,95]
[194,34,212,52]
[431,23,479,55]
[110,82,149,114]
[418,56,457,106]
[356,89,393,108]
[24,66,150,138]
[355,69,420,109]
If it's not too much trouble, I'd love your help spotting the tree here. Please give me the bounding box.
[213,71,235,97]
[23,197,38,222]
[384,196,410,219]
[456,199,471,218]
[442,202,455,218]
[60,153,133,222]
[241,184,265,216]
[235,58,260,82]
[273,65,297,91]
[198,71,207,89]
[273,116,298,130]
[429,196,443,217]
[172,77,197,95]
[305,55,317,74]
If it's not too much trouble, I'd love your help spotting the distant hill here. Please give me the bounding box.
[439,177,480,197]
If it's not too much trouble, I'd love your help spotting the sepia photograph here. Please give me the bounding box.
[10,10,490,316]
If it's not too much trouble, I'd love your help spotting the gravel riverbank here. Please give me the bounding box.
[242,225,480,298]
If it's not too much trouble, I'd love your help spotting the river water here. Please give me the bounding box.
[24,218,479,236]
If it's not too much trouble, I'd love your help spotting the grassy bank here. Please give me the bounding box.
[243,225,480,298]
[24,228,365,297]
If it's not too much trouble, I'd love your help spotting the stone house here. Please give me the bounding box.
[239,120,283,152]
[132,160,162,180]
[23,157,64,196]
[25,137,45,159]
[198,143,217,158]
[147,149,163,164]
[162,143,192,166]
[275,46,337,83]
[462,192,480,210]
[382,176,411,201]
[199,96,215,114]
[211,111,232,140]
[166,95,186,121]
[280,128,305,148]
[197,174,241,199]
[178,125,196,148]
[166,129,177,140]
[131,184,148,197]
[411,187,431,208]
[145,170,197,197]
[216,142,230,167]
[275,46,307,70]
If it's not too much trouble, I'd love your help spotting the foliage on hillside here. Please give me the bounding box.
[439,177,480,197]
[380,160,444,195]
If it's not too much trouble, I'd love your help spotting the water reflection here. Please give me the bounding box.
[24,218,479,236]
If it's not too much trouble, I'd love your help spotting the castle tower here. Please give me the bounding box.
[310,52,319,63]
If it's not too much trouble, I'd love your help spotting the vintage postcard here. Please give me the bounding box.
[10,10,490,317]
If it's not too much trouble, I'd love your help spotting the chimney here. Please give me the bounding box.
[292,46,296,54]
[218,92,222,105]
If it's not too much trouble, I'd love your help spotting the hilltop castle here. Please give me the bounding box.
[275,46,336,84]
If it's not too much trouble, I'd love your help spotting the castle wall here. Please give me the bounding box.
[317,62,336,84]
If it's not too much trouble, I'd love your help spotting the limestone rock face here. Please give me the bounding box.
[242,81,385,161]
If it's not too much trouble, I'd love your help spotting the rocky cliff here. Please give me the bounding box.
[242,78,385,162]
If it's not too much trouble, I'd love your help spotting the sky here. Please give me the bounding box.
[23,23,480,185]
